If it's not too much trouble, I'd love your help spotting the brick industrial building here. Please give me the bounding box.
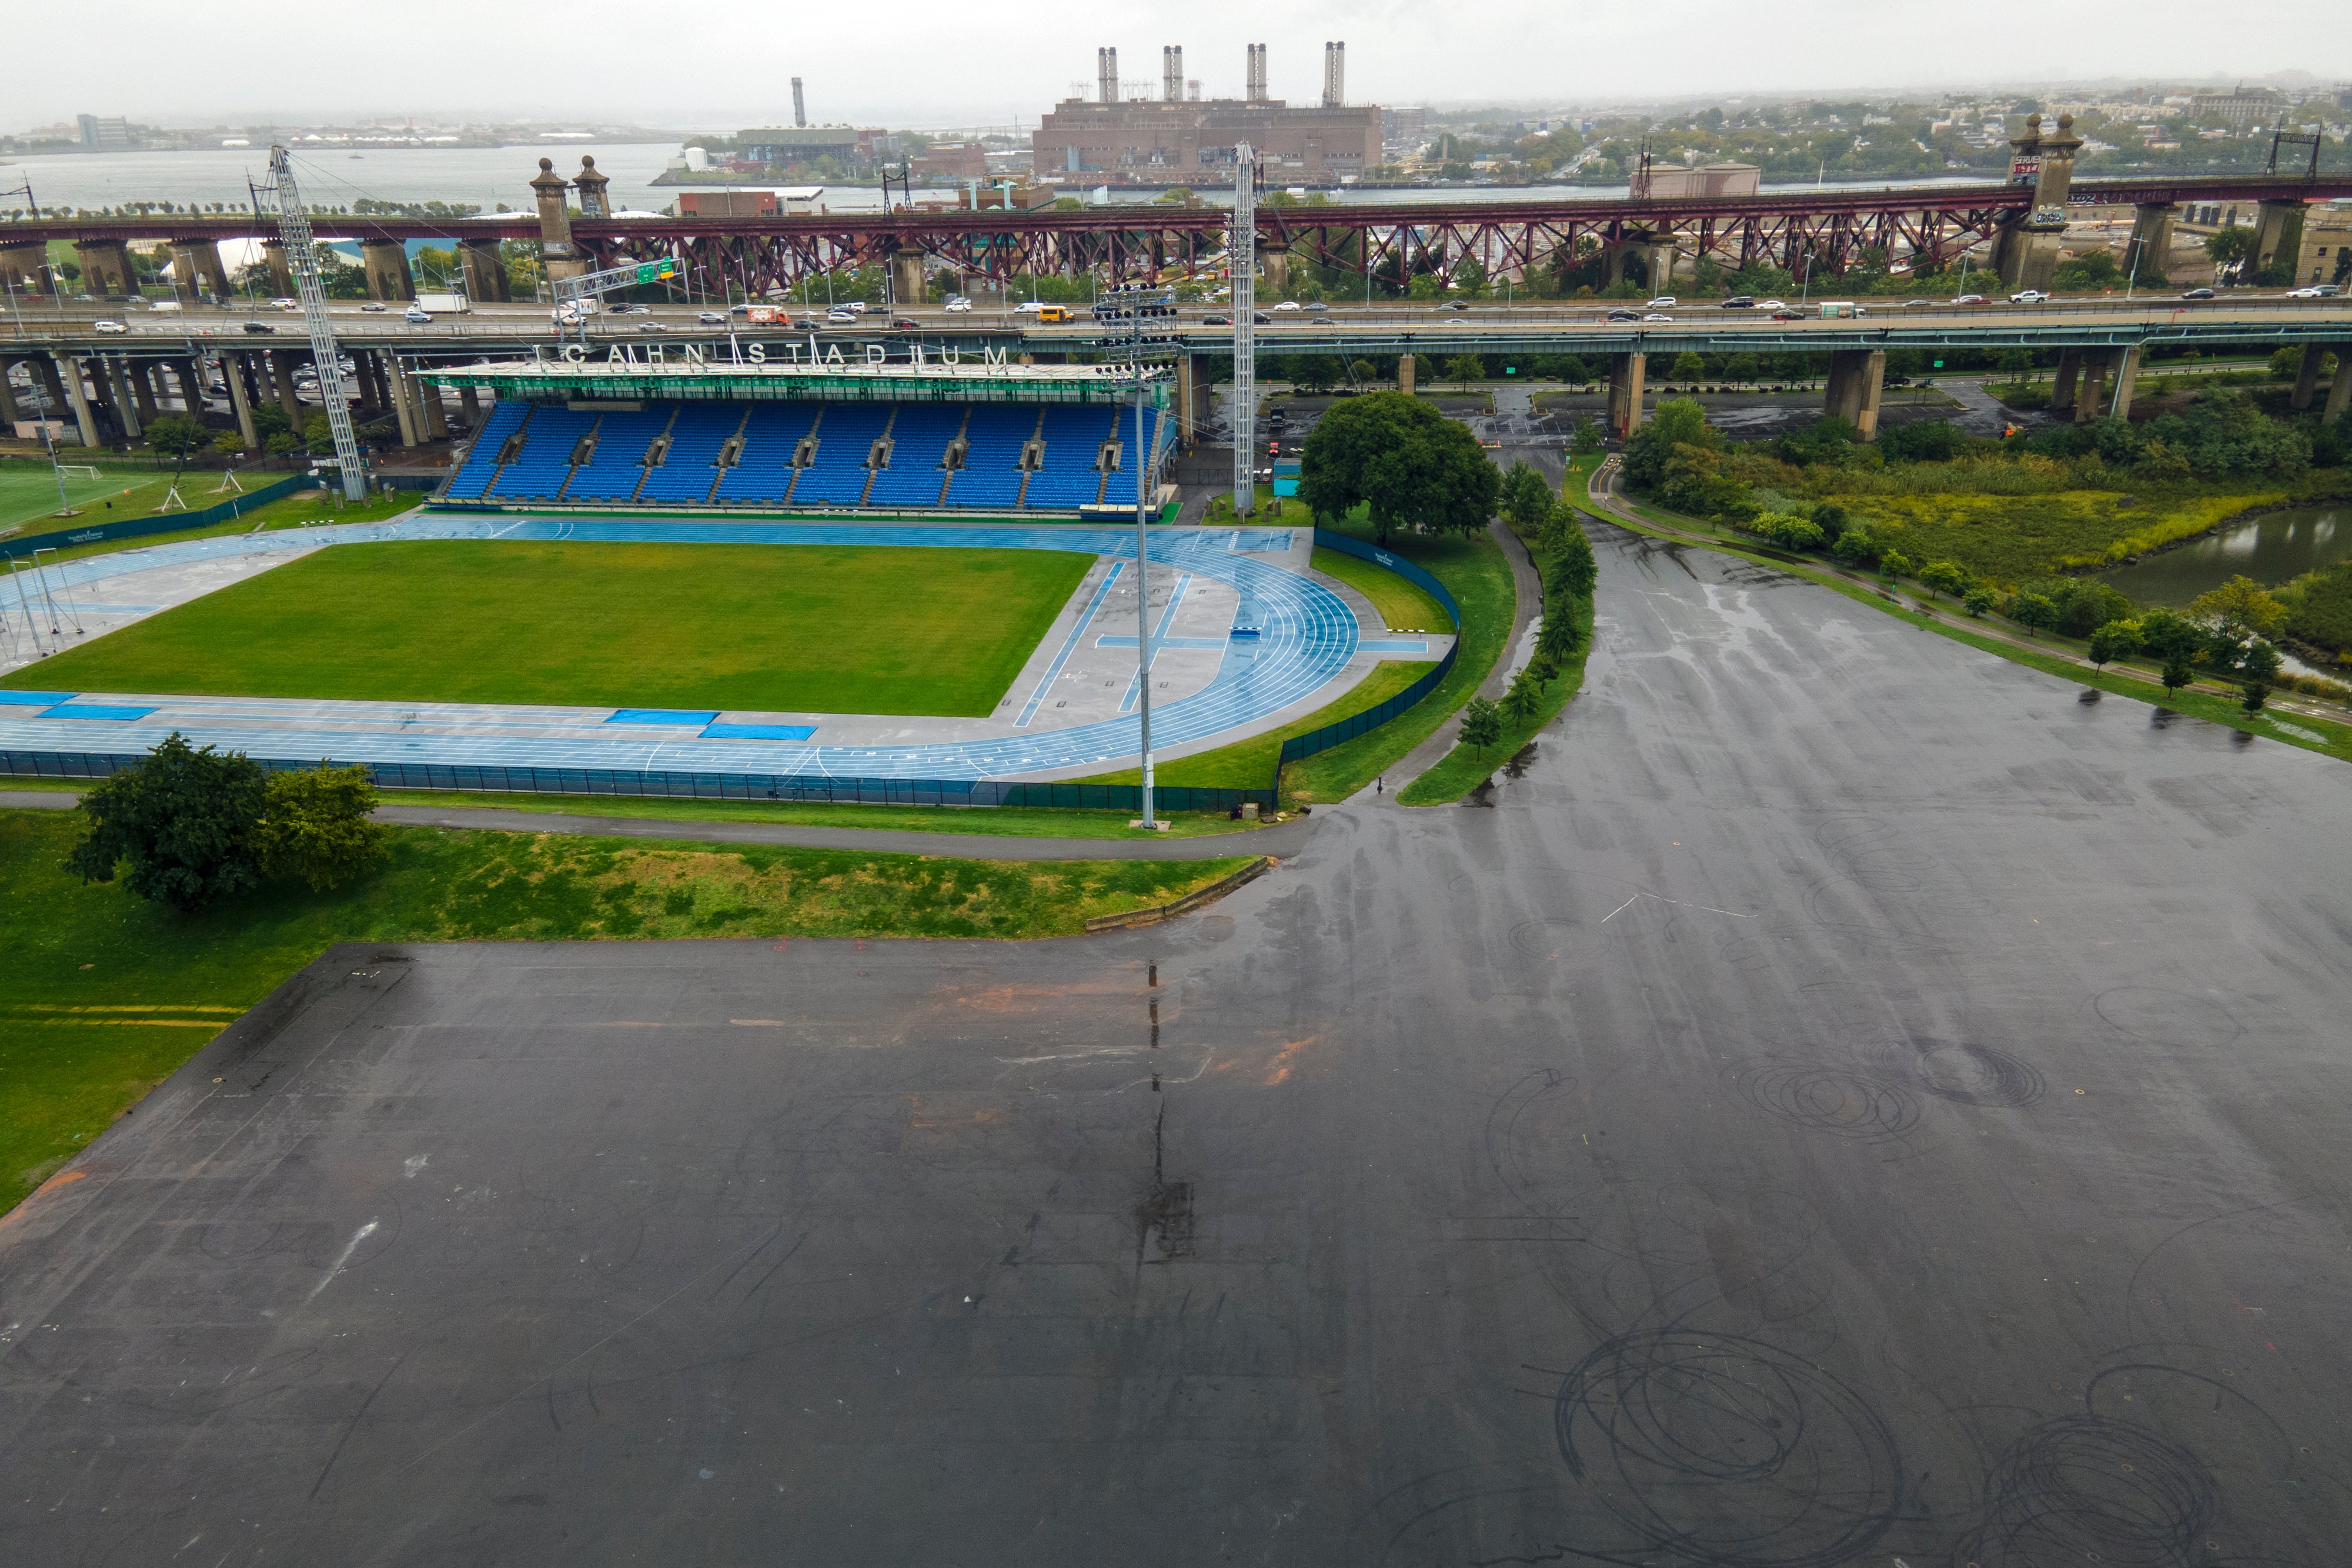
[1030,42,1381,182]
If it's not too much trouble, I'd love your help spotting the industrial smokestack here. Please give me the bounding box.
[1098,47,1118,105]
[1322,42,1344,108]
[1163,45,1183,103]
[791,77,806,128]
[1246,43,1267,103]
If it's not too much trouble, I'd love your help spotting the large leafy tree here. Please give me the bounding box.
[1621,397,1718,490]
[254,761,387,891]
[65,733,269,912]
[1299,391,1499,542]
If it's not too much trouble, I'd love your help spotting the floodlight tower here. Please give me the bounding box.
[1230,142,1256,519]
[262,145,366,501]
[1097,280,1179,828]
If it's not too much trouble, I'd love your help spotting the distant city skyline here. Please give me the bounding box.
[16,0,2349,129]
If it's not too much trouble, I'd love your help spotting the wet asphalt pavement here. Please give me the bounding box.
[5,521,2351,1565]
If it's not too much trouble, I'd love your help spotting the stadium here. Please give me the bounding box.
[0,347,1459,812]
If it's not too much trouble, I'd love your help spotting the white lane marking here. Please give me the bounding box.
[309,1220,380,1301]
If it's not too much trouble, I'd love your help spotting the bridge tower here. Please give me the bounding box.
[533,157,590,286]
[1993,112,2080,292]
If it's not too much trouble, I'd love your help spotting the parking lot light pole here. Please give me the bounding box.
[1098,280,1179,829]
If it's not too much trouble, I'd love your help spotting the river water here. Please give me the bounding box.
[2097,505,2352,606]
[0,145,1993,218]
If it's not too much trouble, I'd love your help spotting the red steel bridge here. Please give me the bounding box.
[6,176,2348,291]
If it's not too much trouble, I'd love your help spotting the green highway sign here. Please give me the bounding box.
[634,261,677,283]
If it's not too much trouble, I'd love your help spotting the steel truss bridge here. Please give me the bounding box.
[8,176,2349,293]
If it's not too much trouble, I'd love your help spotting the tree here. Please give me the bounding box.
[1961,584,1997,618]
[2189,575,2288,643]
[253,762,387,892]
[1568,417,1603,456]
[1997,347,2034,386]
[1878,548,1915,581]
[2087,620,2141,668]
[65,734,269,912]
[1298,391,1500,543]
[1725,353,1761,386]
[1916,560,1969,598]
[1502,665,1544,723]
[212,430,246,459]
[1542,514,1598,601]
[1459,696,1504,757]
[1621,397,1716,489]
[1447,353,1486,388]
[1556,355,1589,386]
[145,412,205,473]
[2136,606,2205,670]
[2008,591,2059,632]
[1669,352,1705,384]
[2205,225,2254,276]
[1498,460,1552,529]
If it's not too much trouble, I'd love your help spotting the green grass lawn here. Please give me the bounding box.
[1401,591,1594,804]
[2,540,1093,716]
[1309,546,1452,630]
[1843,490,2281,584]
[0,807,1252,1213]
[0,482,416,566]
[0,463,182,535]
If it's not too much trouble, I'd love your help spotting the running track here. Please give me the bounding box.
[0,518,1357,781]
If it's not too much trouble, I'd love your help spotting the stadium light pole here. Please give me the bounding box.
[1098,279,1178,829]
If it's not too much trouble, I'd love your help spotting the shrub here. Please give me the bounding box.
[1832,528,1878,566]
[64,734,269,912]
[1741,511,1827,551]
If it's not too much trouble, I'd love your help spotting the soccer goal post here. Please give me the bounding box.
[58,464,102,482]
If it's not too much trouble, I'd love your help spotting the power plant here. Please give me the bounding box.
[1034,41,1379,181]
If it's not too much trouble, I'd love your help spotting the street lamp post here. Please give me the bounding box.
[1096,280,1179,830]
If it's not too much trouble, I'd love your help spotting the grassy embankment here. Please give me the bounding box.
[0,480,415,564]
[0,807,1252,1213]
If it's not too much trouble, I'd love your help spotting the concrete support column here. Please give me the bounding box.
[54,355,99,447]
[72,240,136,297]
[267,350,304,430]
[457,239,512,303]
[2291,344,2327,412]
[0,357,22,426]
[385,355,420,448]
[887,251,926,307]
[360,239,415,302]
[2325,345,2352,426]
[169,240,232,302]
[0,240,49,293]
[1396,353,1415,395]
[100,357,141,439]
[129,359,161,424]
[2253,200,2304,277]
[1607,352,1646,437]
[2124,204,2175,282]
[1646,245,1676,290]
[263,240,295,299]
[417,370,449,440]
[1823,349,1886,438]
[224,352,259,450]
[1605,246,1628,287]
[2107,346,2142,421]
[459,383,482,427]
[2050,349,2082,417]
[2075,354,2111,423]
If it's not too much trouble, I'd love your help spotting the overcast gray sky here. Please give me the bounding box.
[20,0,2351,128]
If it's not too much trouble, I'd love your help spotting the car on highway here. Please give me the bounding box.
[618,304,652,315]
[696,311,727,324]
[2287,285,2333,299]
[404,306,432,322]
[271,297,299,311]
[1272,300,1302,311]
[2009,289,2051,304]
[1756,299,1789,310]
[1647,296,1678,307]
[1311,316,1335,325]
[242,321,276,333]
[842,300,868,315]
[1949,293,1985,305]
[93,319,126,334]
[1720,295,1755,308]
[1201,315,1232,326]
[891,317,921,330]
[2179,286,2216,300]
[360,302,387,312]
[1013,300,1044,314]
[1606,308,1641,322]
[729,303,750,315]
[1253,312,1272,324]
[825,307,857,324]
[944,296,972,313]
[1903,299,1936,307]
[1438,301,1469,312]
[1642,313,1673,323]
[1771,309,1804,321]
[636,322,662,332]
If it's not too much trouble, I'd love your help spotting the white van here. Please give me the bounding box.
[148,299,182,314]
[1816,301,1866,319]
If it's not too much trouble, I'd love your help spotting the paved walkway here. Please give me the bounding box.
[0,788,1317,861]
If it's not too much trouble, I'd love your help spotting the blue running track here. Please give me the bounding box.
[0,518,1351,781]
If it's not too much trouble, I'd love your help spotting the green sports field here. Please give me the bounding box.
[1,540,1094,716]
[0,465,183,537]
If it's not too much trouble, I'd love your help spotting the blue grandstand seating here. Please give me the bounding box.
[487,407,599,501]
[711,404,820,505]
[443,402,532,499]
[562,406,674,503]
[863,404,964,509]
[1023,405,1117,510]
[942,404,1034,510]
[790,404,893,507]
[637,403,744,505]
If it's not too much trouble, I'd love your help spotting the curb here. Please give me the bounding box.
[1085,855,1275,932]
